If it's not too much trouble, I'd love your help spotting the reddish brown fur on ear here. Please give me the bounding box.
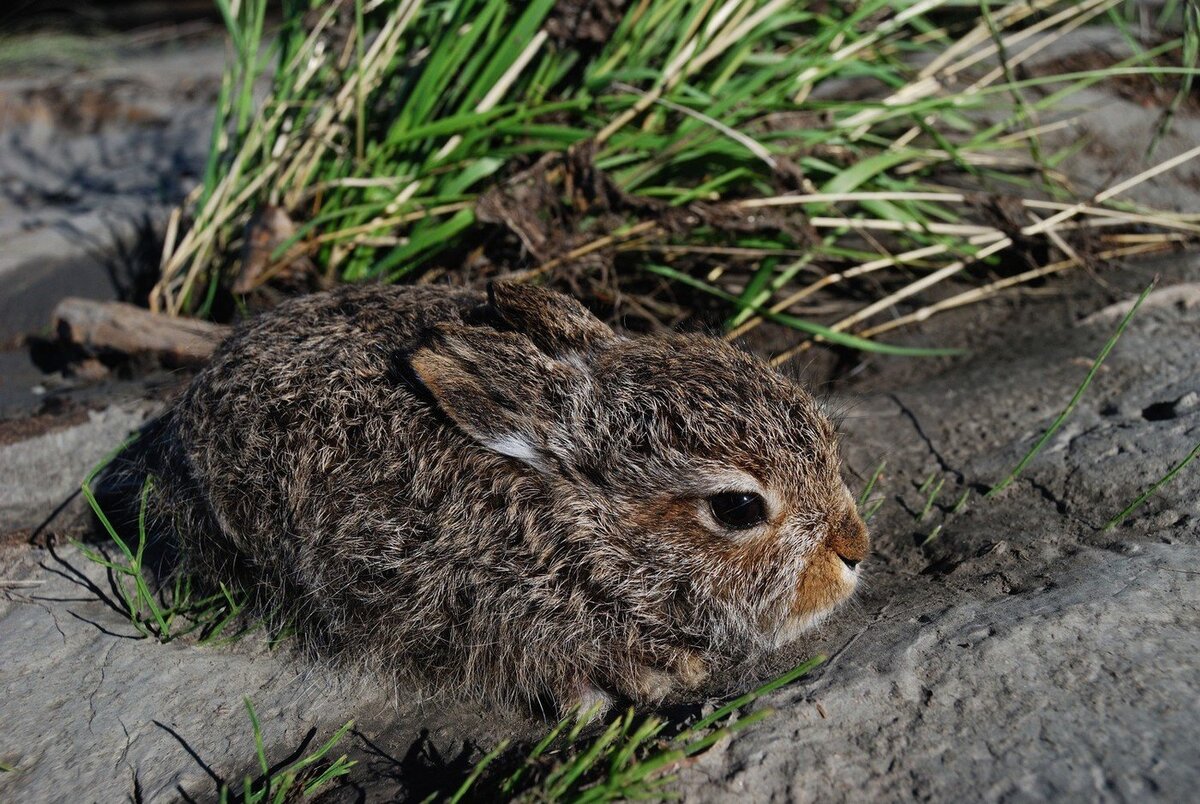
[489,281,616,355]
[408,323,586,468]
[410,325,552,456]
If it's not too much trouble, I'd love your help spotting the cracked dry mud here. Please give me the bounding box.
[2,24,1199,804]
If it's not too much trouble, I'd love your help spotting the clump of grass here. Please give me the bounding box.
[219,698,356,804]
[987,280,1155,497]
[152,0,1198,361]
[441,656,824,802]
[78,441,251,644]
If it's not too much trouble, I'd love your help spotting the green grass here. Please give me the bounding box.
[987,280,1155,497]
[179,657,825,803]
[446,655,825,802]
[150,0,1198,362]
[78,440,253,644]
[857,459,888,522]
[896,281,1159,545]
[950,488,972,515]
[916,476,945,521]
[888,276,1183,546]
[857,459,887,507]
[218,698,356,804]
[1104,440,1200,530]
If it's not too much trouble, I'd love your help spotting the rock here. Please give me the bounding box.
[0,539,528,801]
[0,37,223,342]
[682,544,1199,801]
[0,402,158,535]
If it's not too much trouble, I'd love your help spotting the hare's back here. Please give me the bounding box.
[174,284,484,555]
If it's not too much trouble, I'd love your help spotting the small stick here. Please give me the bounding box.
[51,298,229,367]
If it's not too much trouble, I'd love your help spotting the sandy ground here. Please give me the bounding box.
[1,23,1198,804]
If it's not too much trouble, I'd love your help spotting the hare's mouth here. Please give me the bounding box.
[774,554,859,647]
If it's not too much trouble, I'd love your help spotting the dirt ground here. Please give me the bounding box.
[1,23,1198,804]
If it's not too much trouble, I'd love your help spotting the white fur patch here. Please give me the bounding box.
[482,433,546,471]
[774,607,834,648]
[574,685,614,721]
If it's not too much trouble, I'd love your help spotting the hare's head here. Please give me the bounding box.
[410,282,868,650]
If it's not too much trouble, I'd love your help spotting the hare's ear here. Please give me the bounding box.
[488,281,616,355]
[409,324,578,471]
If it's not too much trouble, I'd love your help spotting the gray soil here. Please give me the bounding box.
[1,24,1198,804]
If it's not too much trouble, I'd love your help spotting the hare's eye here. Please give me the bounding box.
[709,492,767,530]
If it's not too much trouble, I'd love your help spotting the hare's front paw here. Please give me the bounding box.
[624,651,709,703]
[567,680,614,722]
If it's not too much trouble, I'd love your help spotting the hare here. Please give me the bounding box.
[121,282,868,710]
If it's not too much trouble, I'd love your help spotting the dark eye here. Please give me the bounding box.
[709,491,767,530]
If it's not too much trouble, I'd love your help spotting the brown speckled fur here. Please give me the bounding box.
[113,282,868,710]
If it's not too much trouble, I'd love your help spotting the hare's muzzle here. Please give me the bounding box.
[828,506,869,571]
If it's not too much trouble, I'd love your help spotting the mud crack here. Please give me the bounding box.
[887,392,965,484]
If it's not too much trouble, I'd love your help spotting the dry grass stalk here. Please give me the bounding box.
[855,240,1177,339]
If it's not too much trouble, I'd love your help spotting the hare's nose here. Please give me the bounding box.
[827,508,869,569]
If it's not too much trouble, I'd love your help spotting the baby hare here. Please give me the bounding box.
[125,282,868,710]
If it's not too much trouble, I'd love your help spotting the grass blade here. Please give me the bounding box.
[987,280,1156,497]
[1104,441,1200,530]
[645,264,965,357]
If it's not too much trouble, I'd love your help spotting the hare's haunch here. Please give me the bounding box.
[123,283,868,709]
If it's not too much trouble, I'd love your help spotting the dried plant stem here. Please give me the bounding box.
[313,202,471,244]
[613,81,778,170]
[739,193,1200,233]
[154,3,420,314]
[856,241,1174,338]
[842,0,1097,134]
[792,0,952,102]
[596,0,794,144]
[725,235,1002,341]
[764,143,1200,364]
[434,30,550,162]
[509,221,662,283]
[1027,142,1200,237]
[768,236,1010,366]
